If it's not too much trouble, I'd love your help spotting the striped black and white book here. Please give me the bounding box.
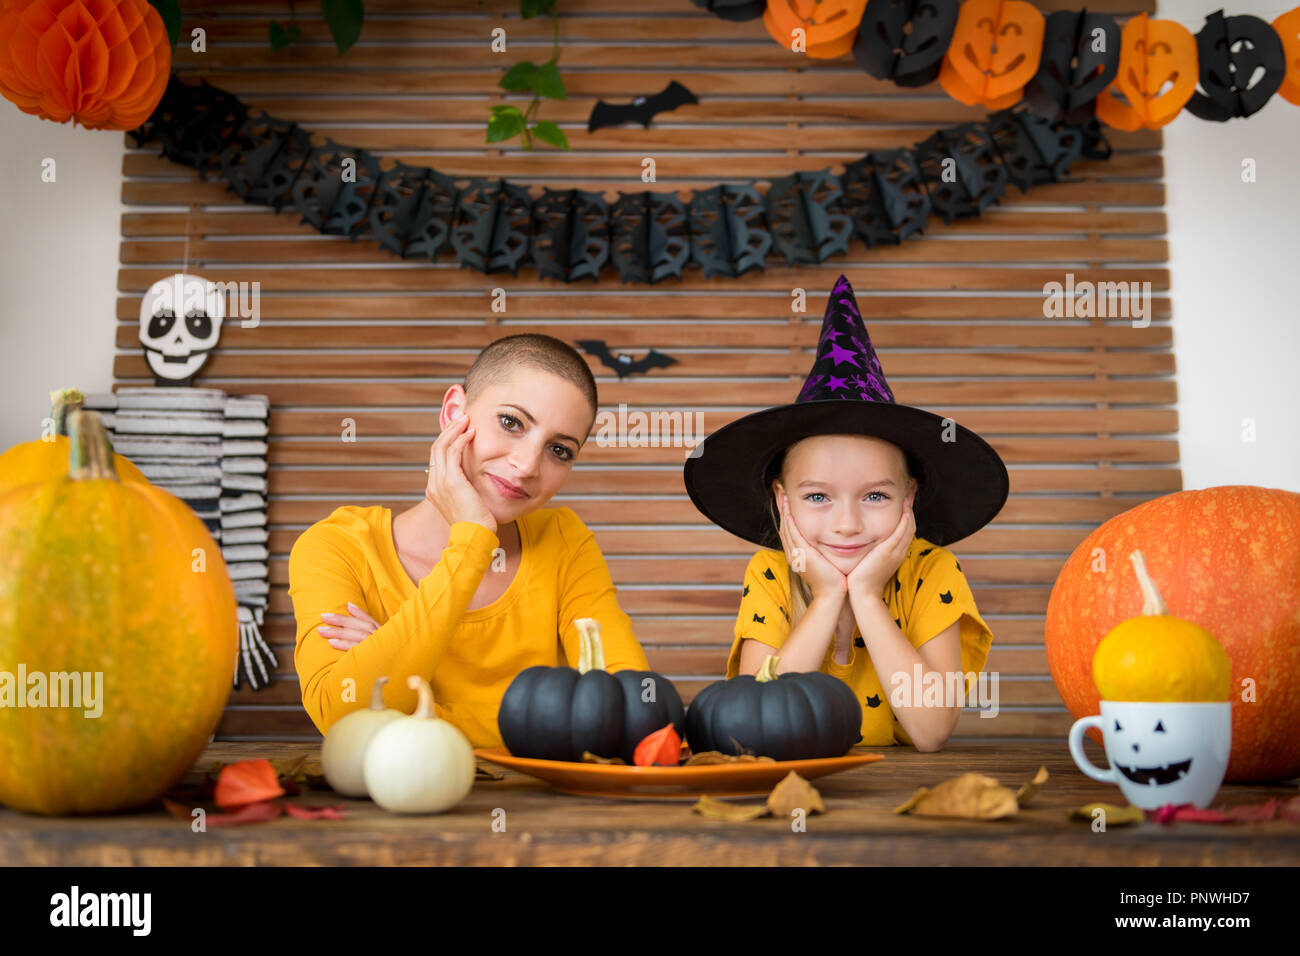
[226,561,268,581]
[137,462,224,482]
[222,419,269,438]
[113,436,221,458]
[225,396,270,419]
[221,439,268,457]
[115,388,227,412]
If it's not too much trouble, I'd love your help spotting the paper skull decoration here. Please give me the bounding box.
[1185,10,1286,121]
[852,0,960,87]
[939,0,1045,109]
[139,273,225,386]
[763,0,869,59]
[1095,13,1198,131]
[1274,6,1300,106]
[1023,9,1120,123]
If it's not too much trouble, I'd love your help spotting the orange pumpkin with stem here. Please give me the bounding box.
[1046,486,1300,782]
[0,388,148,495]
[0,410,237,814]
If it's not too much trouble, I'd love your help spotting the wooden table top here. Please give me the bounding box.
[2,740,1297,866]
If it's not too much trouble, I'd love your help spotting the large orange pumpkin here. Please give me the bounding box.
[1046,486,1300,782]
[0,387,148,495]
[0,410,237,814]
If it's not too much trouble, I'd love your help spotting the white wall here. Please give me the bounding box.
[1159,0,1300,492]
[1,6,1297,490]
[0,112,126,447]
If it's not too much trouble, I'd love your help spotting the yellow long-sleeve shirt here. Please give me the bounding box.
[288,504,651,746]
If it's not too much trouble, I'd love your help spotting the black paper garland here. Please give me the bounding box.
[852,0,960,88]
[129,75,1111,284]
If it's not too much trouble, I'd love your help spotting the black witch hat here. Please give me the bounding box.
[684,274,1008,548]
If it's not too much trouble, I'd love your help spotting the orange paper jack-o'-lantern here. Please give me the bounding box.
[1095,13,1197,132]
[1274,6,1300,106]
[764,0,868,60]
[939,0,1044,109]
[0,0,171,131]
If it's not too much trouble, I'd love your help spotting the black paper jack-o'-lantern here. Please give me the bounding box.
[853,0,960,87]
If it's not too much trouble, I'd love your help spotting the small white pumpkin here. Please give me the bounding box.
[363,674,476,814]
[320,676,403,798]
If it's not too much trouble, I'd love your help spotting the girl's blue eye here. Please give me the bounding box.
[865,492,889,502]
[804,493,828,503]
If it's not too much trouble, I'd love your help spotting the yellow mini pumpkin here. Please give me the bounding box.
[1092,550,1231,702]
[0,388,148,495]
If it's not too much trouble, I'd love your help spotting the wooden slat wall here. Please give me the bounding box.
[115,0,1173,740]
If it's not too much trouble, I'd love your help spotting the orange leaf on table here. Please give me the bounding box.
[633,723,681,766]
[214,758,285,809]
[205,800,284,827]
[284,803,347,820]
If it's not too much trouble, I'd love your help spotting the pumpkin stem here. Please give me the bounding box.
[575,618,606,674]
[755,655,781,683]
[49,387,86,436]
[1129,549,1169,616]
[407,674,436,719]
[67,410,119,481]
[368,676,390,711]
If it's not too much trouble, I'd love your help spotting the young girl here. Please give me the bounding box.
[684,275,1009,752]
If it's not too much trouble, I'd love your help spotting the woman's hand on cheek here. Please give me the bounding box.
[778,494,846,603]
[424,412,498,535]
[847,498,916,598]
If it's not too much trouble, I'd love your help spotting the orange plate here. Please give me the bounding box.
[473,748,885,800]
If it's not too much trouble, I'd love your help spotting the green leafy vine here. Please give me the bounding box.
[489,0,570,151]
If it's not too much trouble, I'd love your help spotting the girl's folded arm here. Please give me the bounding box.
[289,520,500,733]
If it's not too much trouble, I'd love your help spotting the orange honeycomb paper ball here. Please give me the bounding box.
[0,0,171,131]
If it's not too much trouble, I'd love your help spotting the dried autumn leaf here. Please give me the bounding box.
[902,772,1018,820]
[767,771,824,817]
[214,758,285,809]
[161,798,194,821]
[1168,806,1235,823]
[205,800,285,827]
[580,751,626,765]
[475,765,506,780]
[692,794,769,821]
[1015,766,1049,806]
[1070,802,1144,825]
[284,803,346,820]
[893,787,930,814]
[683,750,776,766]
[1223,799,1280,822]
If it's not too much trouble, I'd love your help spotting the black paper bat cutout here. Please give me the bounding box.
[576,340,679,378]
[587,81,699,132]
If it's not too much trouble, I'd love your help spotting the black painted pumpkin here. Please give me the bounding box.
[685,656,863,760]
[497,618,686,763]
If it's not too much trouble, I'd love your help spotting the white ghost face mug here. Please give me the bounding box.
[1068,700,1231,810]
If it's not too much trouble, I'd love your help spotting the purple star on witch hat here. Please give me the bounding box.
[684,274,1010,549]
[799,274,893,404]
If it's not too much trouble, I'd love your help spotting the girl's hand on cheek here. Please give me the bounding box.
[778,495,847,602]
[847,498,916,598]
